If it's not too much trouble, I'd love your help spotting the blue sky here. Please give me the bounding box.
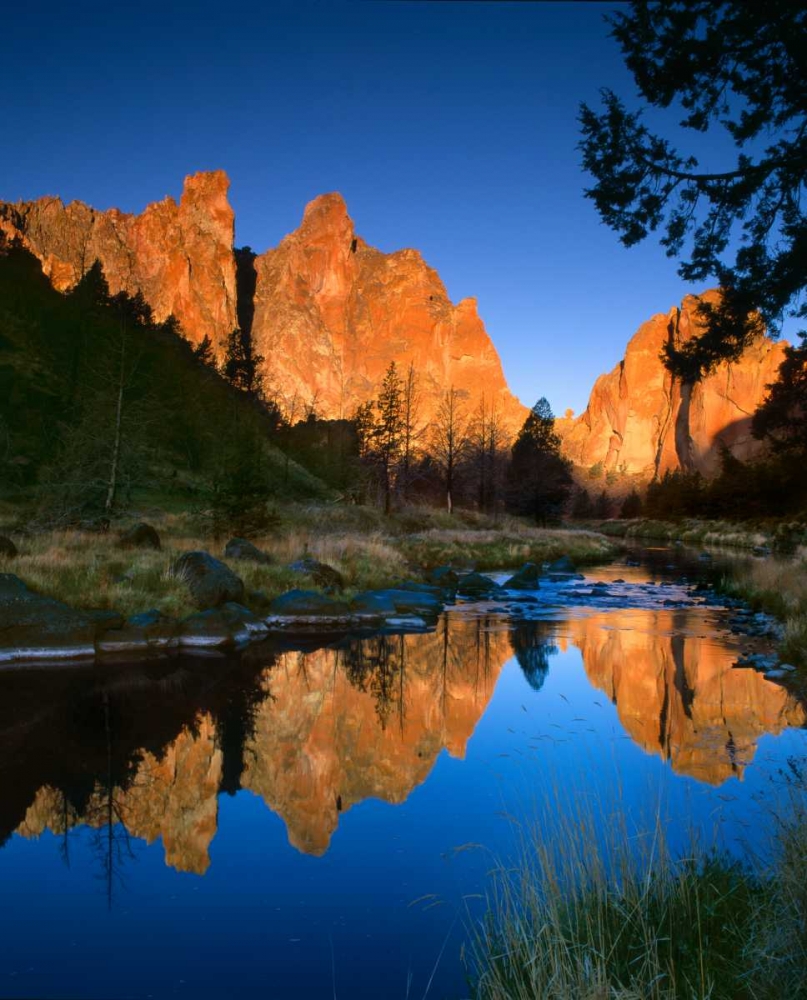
[3,0,724,415]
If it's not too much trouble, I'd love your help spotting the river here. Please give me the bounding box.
[0,546,804,999]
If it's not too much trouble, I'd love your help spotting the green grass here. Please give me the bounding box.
[469,790,807,1000]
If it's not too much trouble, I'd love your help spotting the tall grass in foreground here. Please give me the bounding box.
[469,793,807,1000]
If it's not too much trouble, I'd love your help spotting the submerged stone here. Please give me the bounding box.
[503,563,541,590]
[546,555,576,574]
[269,589,351,616]
[457,572,500,597]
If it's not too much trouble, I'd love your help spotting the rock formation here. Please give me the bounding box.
[19,714,222,875]
[250,193,526,432]
[0,173,525,432]
[558,291,788,478]
[0,171,237,352]
[241,617,510,854]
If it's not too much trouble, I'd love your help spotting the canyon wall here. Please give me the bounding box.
[249,192,525,432]
[558,292,788,479]
[0,173,526,432]
[0,171,237,352]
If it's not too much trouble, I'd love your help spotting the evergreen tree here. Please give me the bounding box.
[571,487,594,519]
[593,490,612,520]
[374,362,404,514]
[505,398,572,524]
[752,336,807,456]
[620,489,643,519]
[222,327,265,398]
[192,335,217,369]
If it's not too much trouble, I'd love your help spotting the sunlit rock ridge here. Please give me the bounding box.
[558,291,787,479]
[0,171,526,433]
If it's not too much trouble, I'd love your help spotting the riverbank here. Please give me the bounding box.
[0,504,618,621]
[470,789,807,1000]
[716,557,807,669]
[587,516,807,667]
[596,515,807,554]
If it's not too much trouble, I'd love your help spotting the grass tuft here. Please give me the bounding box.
[469,789,807,1000]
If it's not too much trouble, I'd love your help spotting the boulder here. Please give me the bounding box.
[503,562,541,590]
[546,556,576,574]
[390,581,444,596]
[118,523,161,550]
[0,573,97,662]
[97,609,180,654]
[179,606,258,648]
[172,551,244,609]
[350,591,399,616]
[0,536,18,559]
[269,589,351,617]
[224,538,272,564]
[383,589,444,616]
[289,557,345,591]
[456,572,500,598]
[429,566,460,589]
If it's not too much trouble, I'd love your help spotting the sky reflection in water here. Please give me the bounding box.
[0,553,805,999]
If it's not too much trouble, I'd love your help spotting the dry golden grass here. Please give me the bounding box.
[719,554,807,665]
[0,504,618,619]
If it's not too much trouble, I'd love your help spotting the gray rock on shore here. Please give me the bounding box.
[172,551,245,609]
[224,538,273,564]
[0,573,97,662]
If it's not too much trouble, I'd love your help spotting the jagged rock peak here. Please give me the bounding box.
[0,172,526,433]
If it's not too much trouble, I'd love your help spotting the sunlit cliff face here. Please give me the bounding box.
[566,608,806,785]
[0,173,525,434]
[556,291,788,478]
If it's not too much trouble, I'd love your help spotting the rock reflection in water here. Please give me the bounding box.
[7,605,807,878]
[566,608,806,784]
[12,616,512,870]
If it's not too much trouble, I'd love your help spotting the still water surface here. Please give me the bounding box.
[1,548,805,999]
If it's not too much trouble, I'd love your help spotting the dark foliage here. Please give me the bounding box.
[0,238,322,519]
[645,449,807,521]
[505,399,573,525]
[620,489,643,519]
[580,1,807,378]
[222,327,265,399]
[753,336,807,456]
